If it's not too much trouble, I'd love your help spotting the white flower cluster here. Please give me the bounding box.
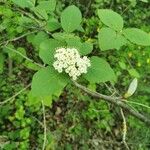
[53,47,91,80]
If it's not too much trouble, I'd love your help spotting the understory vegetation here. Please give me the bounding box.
[0,0,150,150]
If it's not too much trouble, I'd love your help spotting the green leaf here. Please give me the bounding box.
[20,128,30,139]
[12,0,35,8]
[42,96,52,107]
[66,38,93,55]
[32,7,48,20]
[87,83,96,92]
[119,61,126,70]
[15,106,25,120]
[18,16,34,26]
[128,68,140,78]
[39,39,64,65]
[66,38,81,48]
[3,45,27,62]
[23,60,41,71]
[83,56,116,83]
[128,0,137,7]
[98,27,126,51]
[76,25,85,32]
[45,18,61,32]
[31,66,69,97]
[38,0,56,12]
[27,92,41,106]
[33,32,49,48]
[79,42,93,55]
[3,44,15,58]
[27,31,49,49]
[15,47,27,62]
[61,5,82,32]
[32,0,56,20]
[98,9,123,31]
[123,28,150,46]
[53,32,80,43]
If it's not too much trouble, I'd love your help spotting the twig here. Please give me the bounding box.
[88,139,150,146]
[0,31,38,46]
[73,81,150,126]
[104,83,114,94]
[120,108,130,150]
[12,7,42,26]
[31,115,45,128]
[42,101,47,150]
[84,0,92,17]
[109,0,114,9]
[0,83,31,105]
[121,4,132,15]
[11,7,52,36]
[125,56,133,68]
[123,100,150,110]
[3,46,44,68]
[110,83,120,97]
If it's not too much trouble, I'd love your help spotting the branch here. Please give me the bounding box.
[11,7,42,26]
[42,101,47,150]
[3,46,44,68]
[0,31,38,47]
[73,81,150,126]
[120,108,129,150]
[0,83,31,105]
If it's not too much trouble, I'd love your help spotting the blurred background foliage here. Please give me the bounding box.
[0,0,150,149]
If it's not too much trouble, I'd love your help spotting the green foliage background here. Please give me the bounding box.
[0,0,150,149]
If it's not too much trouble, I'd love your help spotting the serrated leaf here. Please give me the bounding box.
[45,18,61,32]
[98,9,123,31]
[32,0,56,20]
[39,39,64,65]
[119,61,126,70]
[98,27,126,51]
[28,31,49,49]
[3,45,26,62]
[52,32,80,42]
[42,96,52,107]
[123,28,150,46]
[12,0,35,8]
[128,0,137,6]
[88,83,96,91]
[23,60,41,71]
[79,42,93,55]
[15,106,25,120]
[76,25,85,32]
[66,38,93,55]
[66,38,81,49]
[124,78,138,98]
[27,91,41,106]
[32,6,48,20]
[18,16,34,25]
[128,68,140,78]
[31,66,69,97]
[38,0,56,12]
[61,5,82,32]
[3,44,15,58]
[83,56,116,83]
[15,47,27,62]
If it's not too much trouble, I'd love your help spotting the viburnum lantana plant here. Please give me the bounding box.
[30,5,150,108]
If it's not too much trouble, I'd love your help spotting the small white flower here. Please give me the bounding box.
[53,47,91,80]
